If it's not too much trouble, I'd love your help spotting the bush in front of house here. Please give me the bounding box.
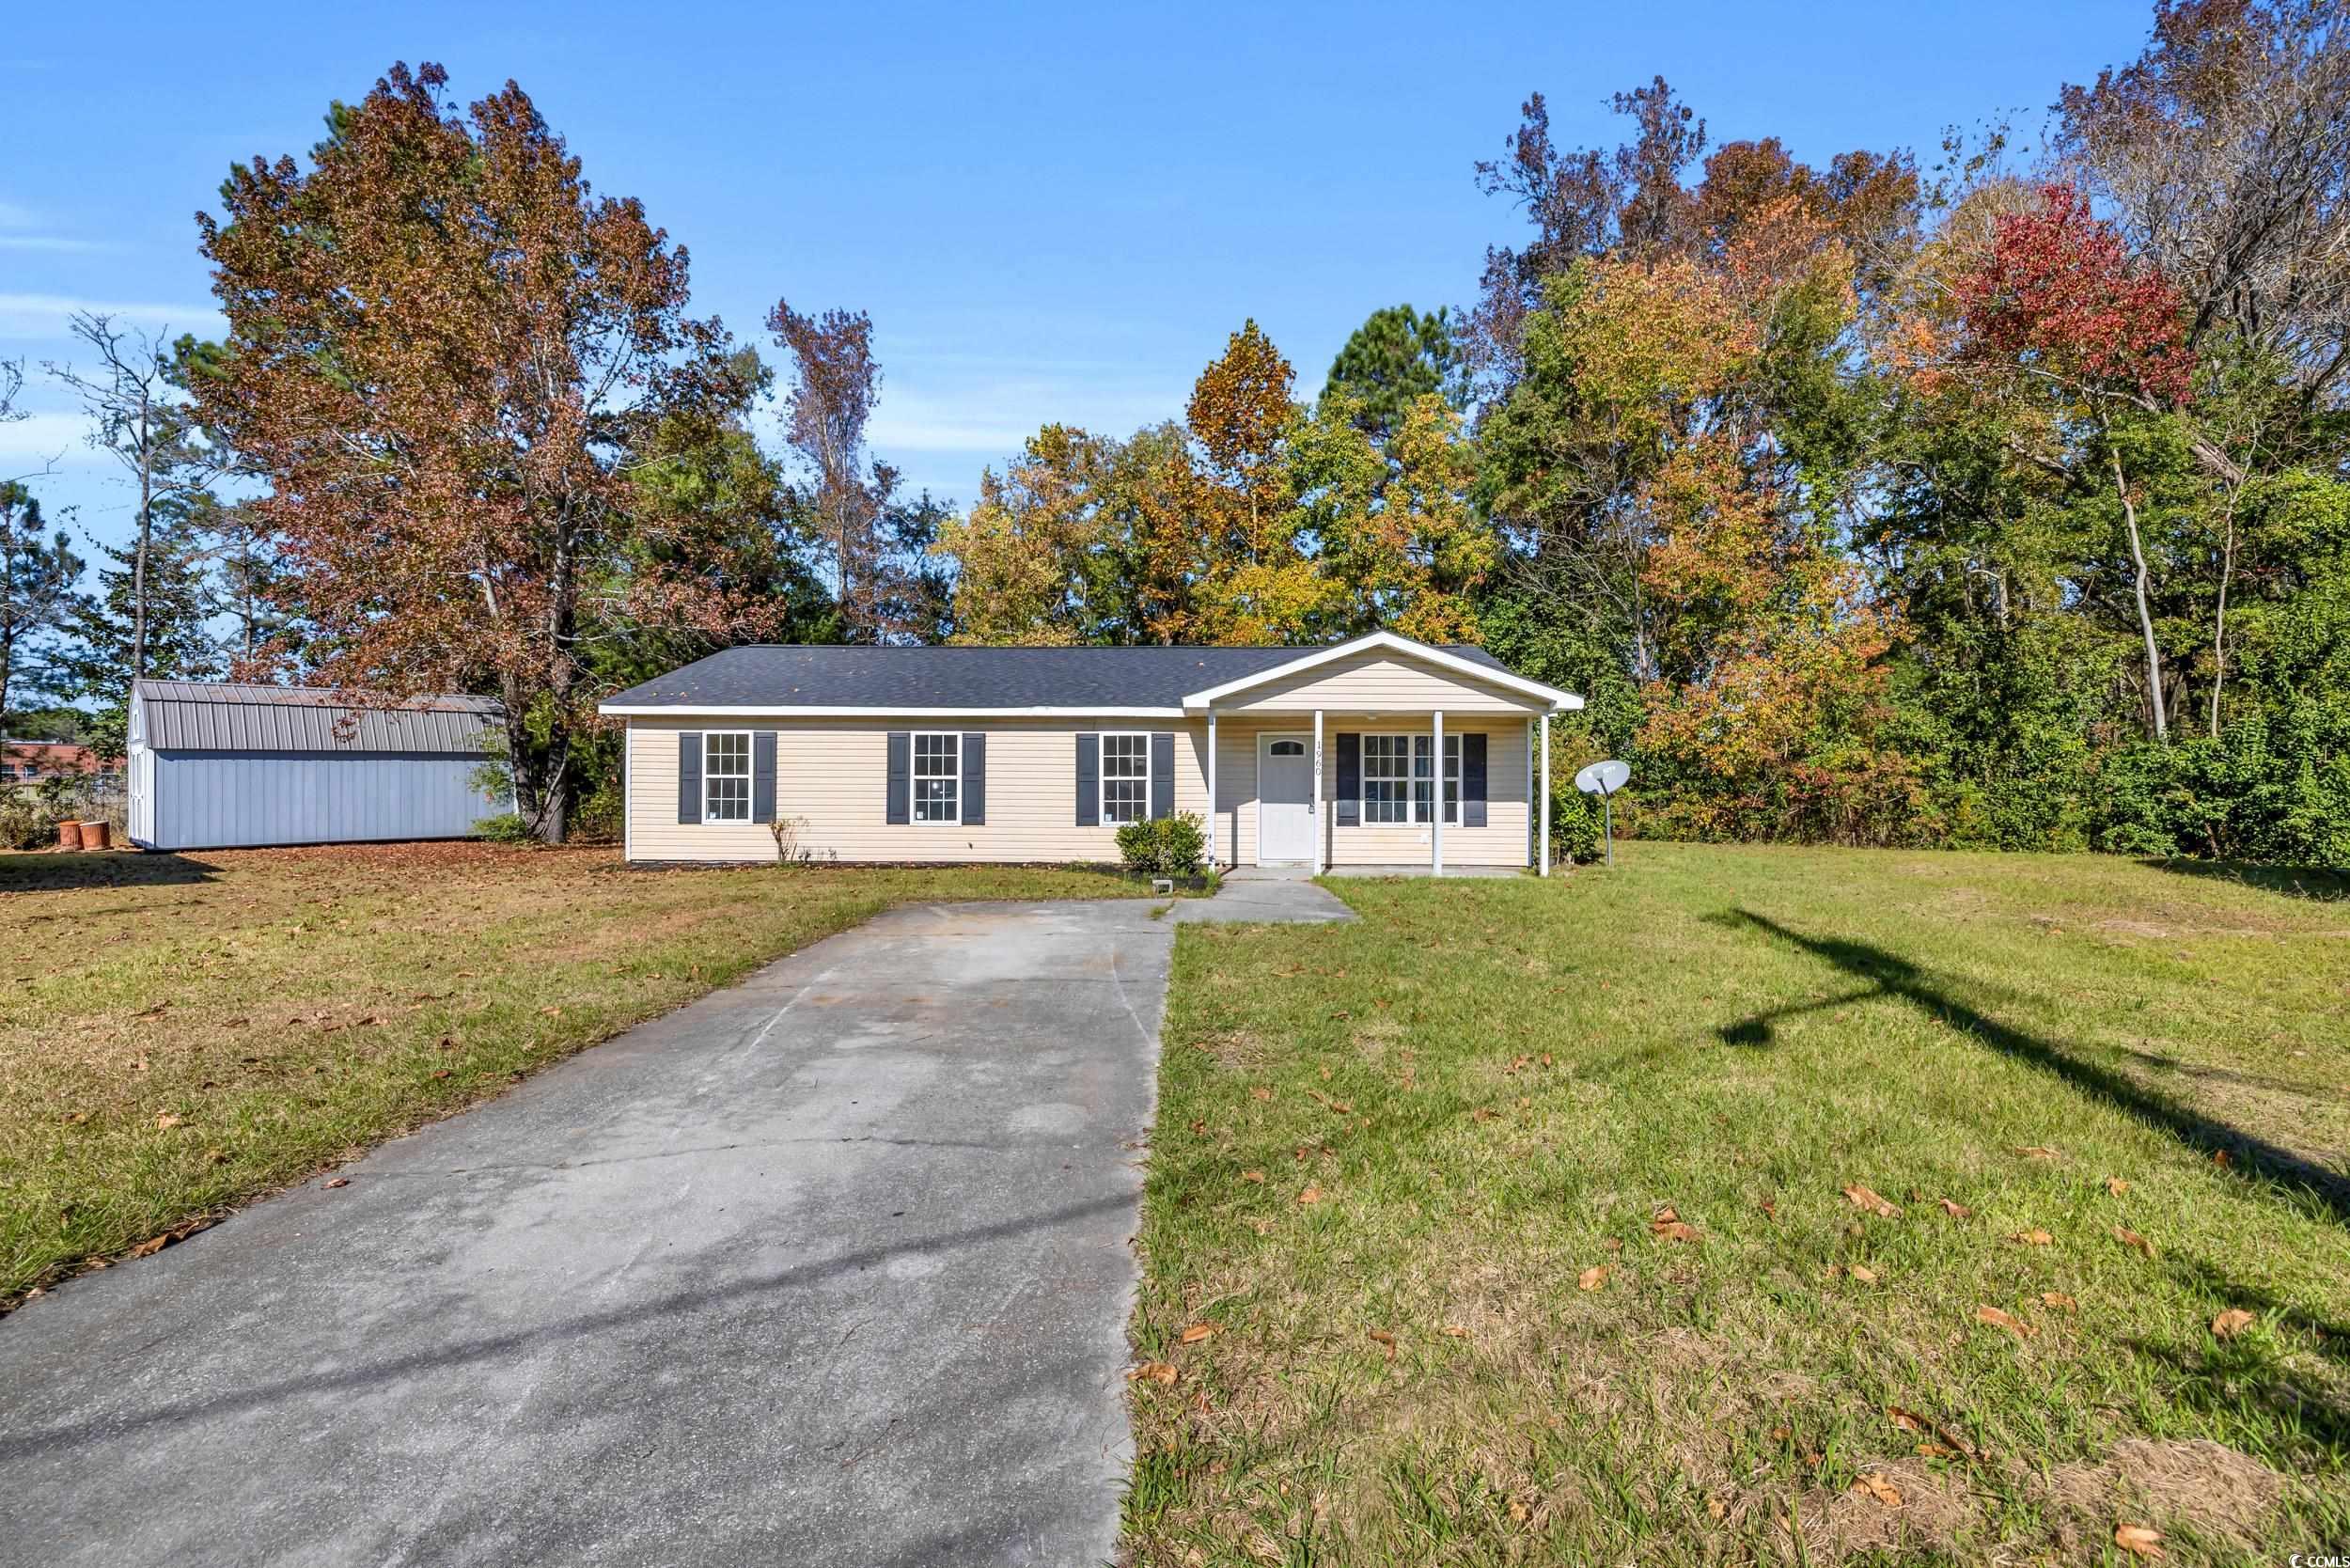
[1116,811,1205,876]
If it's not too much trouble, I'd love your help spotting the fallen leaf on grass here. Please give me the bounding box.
[1367,1329,1397,1359]
[2212,1149,2232,1168]
[1249,1087,1272,1102]
[1650,1207,1698,1242]
[1179,1323,1217,1345]
[153,1113,181,1131]
[1849,1264,1878,1283]
[1975,1304,2036,1340]
[1854,1472,1904,1507]
[1297,1186,1323,1205]
[2115,1226,2155,1258]
[2115,1522,2164,1558]
[2043,1292,2079,1311]
[129,1234,169,1259]
[2008,1229,2053,1247]
[1706,1497,1727,1521]
[1240,1170,1265,1184]
[1441,1324,1469,1338]
[2212,1308,2255,1339]
[1889,1408,1925,1434]
[2106,1177,2130,1197]
[2013,1145,2061,1161]
[1128,1362,1179,1386]
[322,1177,350,1189]
[1578,1264,1609,1292]
[1842,1184,1900,1217]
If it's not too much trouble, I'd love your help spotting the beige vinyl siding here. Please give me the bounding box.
[1209,717,1531,869]
[1220,650,1543,715]
[626,716,1208,864]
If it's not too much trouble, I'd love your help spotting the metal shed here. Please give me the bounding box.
[127,680,509,851]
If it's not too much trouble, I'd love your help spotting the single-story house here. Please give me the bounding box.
[599,633,1583,873]
[128,680,509,851]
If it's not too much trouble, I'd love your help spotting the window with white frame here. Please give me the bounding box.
[1102,732,1150,823]
[1362,734,1412,823]
[913,731,961,823]
[1364,732,1461,825]
[704,731,752,823]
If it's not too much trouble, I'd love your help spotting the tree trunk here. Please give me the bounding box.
[2208,489,2238,741]
[2108,443,2167,745]
[131,400,153,685]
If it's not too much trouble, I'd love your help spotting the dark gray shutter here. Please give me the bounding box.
[1334,733,1360,826]
[1074,733,1099,826]
[1149,731,1175,820]
[885,731,911,824]
[1462,731,1488,827]
[962,732,987,824]
[753,731,777,823]
[677,732,701,824]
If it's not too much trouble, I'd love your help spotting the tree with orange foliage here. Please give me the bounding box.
[195,63,783,839]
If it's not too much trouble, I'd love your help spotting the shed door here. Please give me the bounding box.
[1258,735,1313,864]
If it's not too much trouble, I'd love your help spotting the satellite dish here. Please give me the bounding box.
[1569,760,1630,867]
[1574,759,1630,796]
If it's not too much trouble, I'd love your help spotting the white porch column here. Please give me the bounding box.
[1206,711,1219,868]
[1431,709,1444,877]
[1311,708,1324,875]
[1539,711,1552,877]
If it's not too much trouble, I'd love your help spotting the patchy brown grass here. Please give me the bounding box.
[1127,843,2350,1565]
[0,843,1130,1306]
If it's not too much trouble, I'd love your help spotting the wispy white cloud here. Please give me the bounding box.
[0,292,223,341]
[0,199,121,257]
[0,236,120,254]
[0,411,96,469]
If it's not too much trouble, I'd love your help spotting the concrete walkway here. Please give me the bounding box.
[0,900,1172,1568]
[1167,866,1356,924]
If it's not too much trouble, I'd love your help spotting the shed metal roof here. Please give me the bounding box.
[133,680,502,755]
[598,642,1520,713]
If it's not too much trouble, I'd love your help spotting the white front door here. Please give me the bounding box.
[1258,734,1313,863]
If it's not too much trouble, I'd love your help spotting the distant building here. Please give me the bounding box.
[127,681,509,851]
[0,741,118,784]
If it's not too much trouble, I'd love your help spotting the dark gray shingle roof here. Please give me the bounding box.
[602,642,1513,711]
[133,680,502,754]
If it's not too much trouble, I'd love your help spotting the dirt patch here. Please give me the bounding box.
[2047,1437,2285,1550]
[1766,1457,1980,1560]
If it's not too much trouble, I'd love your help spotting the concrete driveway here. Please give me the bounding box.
[0,900,1172,1568]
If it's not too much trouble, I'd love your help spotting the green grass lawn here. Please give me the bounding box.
[0,843,1130,1307]
[1128,843,2350,1565]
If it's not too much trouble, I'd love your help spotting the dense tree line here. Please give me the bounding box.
[7,1,2342,863]
[939,0,2350,867]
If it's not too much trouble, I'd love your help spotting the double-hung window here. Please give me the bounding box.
[1362,734,1413,823]
[1101,732,1150,824]
[1411,734,1462,825]
[703,731,752,823]
[913,731,961,823]
[1364,732,1461,825]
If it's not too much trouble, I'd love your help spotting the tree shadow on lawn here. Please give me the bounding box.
[0,852,221,897]
[2140,857,2350,902]
[1712,909,2350,1229]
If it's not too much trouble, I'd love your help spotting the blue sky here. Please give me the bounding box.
[4,0,2152,552]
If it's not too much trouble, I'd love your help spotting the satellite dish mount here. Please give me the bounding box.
[1571,759,1631,867]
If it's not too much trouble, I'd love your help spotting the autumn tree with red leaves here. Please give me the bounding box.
[195,63,781,839]
[1950,181,2198,741]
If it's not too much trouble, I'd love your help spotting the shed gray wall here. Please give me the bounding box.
[138,751,502,851]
